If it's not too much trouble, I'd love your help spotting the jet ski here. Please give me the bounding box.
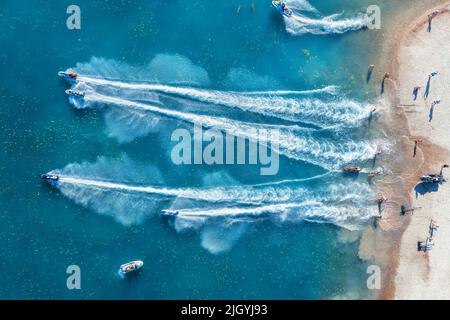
[119,260,144,275]
[65,89,85,97]
[420,174,444,184]
[161,210,179,217]
[343,165,362,173]
[272,1,293,17]
[58,71,78,83]
[40,173,59,182]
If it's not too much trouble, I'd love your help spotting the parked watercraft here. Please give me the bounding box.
[420,174,444,184]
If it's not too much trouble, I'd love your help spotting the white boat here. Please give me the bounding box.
[160,209,179,217]
[65,89,85,97]
[58,71,78,82]
[119,260,144,275]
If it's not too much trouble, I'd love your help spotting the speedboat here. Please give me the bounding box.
[40,173,59,182]
[58,71,78,83]
[272,1,293,17]
[343,165,361,173]
[65,89,85,97]
[161,209,179,217]
[420,174,444,184]
[119,260,144,275]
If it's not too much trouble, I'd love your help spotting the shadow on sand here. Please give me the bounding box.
[366,69,373,83]
[425,76,431,99]
[415,182,440,197]
[429,105,434,122]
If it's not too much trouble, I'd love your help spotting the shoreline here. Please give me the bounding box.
[368,0,450,299]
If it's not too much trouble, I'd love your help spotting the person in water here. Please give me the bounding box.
[368,171,379,178]
[377,193,387,205]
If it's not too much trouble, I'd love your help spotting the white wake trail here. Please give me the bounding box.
[77,75,369,128]
[282,0,368,36]
[49,166,375,230]
[56,175,306,205]
[54,174,372,207]
[80,92,378,171]
[174,202,318,218]
[174,202,375,231]
[285,13,367,36]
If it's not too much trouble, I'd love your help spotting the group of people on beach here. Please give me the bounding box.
[365,10,447,229]
[365,63,390,93]
[413,11,446,253]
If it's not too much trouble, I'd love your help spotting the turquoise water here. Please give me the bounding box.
[0,0,422,299]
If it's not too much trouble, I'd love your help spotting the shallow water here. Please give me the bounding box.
[0,0,430,299]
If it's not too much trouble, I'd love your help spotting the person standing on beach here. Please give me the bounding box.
[413,86,421,100]
[425,71,439,99]
[427,11,439,32]
[367,64,375,83]
[413,139,422,158]
[381,72,390,94]
[429,100,441,122]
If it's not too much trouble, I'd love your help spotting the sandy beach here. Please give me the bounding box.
[379,1,450,299]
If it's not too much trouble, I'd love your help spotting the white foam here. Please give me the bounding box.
[77,92,378,171]
[174,202,374,231]
[282,1,368,36]
[52,172,373,227]
[54,175,306,205]
[76,76,369,128]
